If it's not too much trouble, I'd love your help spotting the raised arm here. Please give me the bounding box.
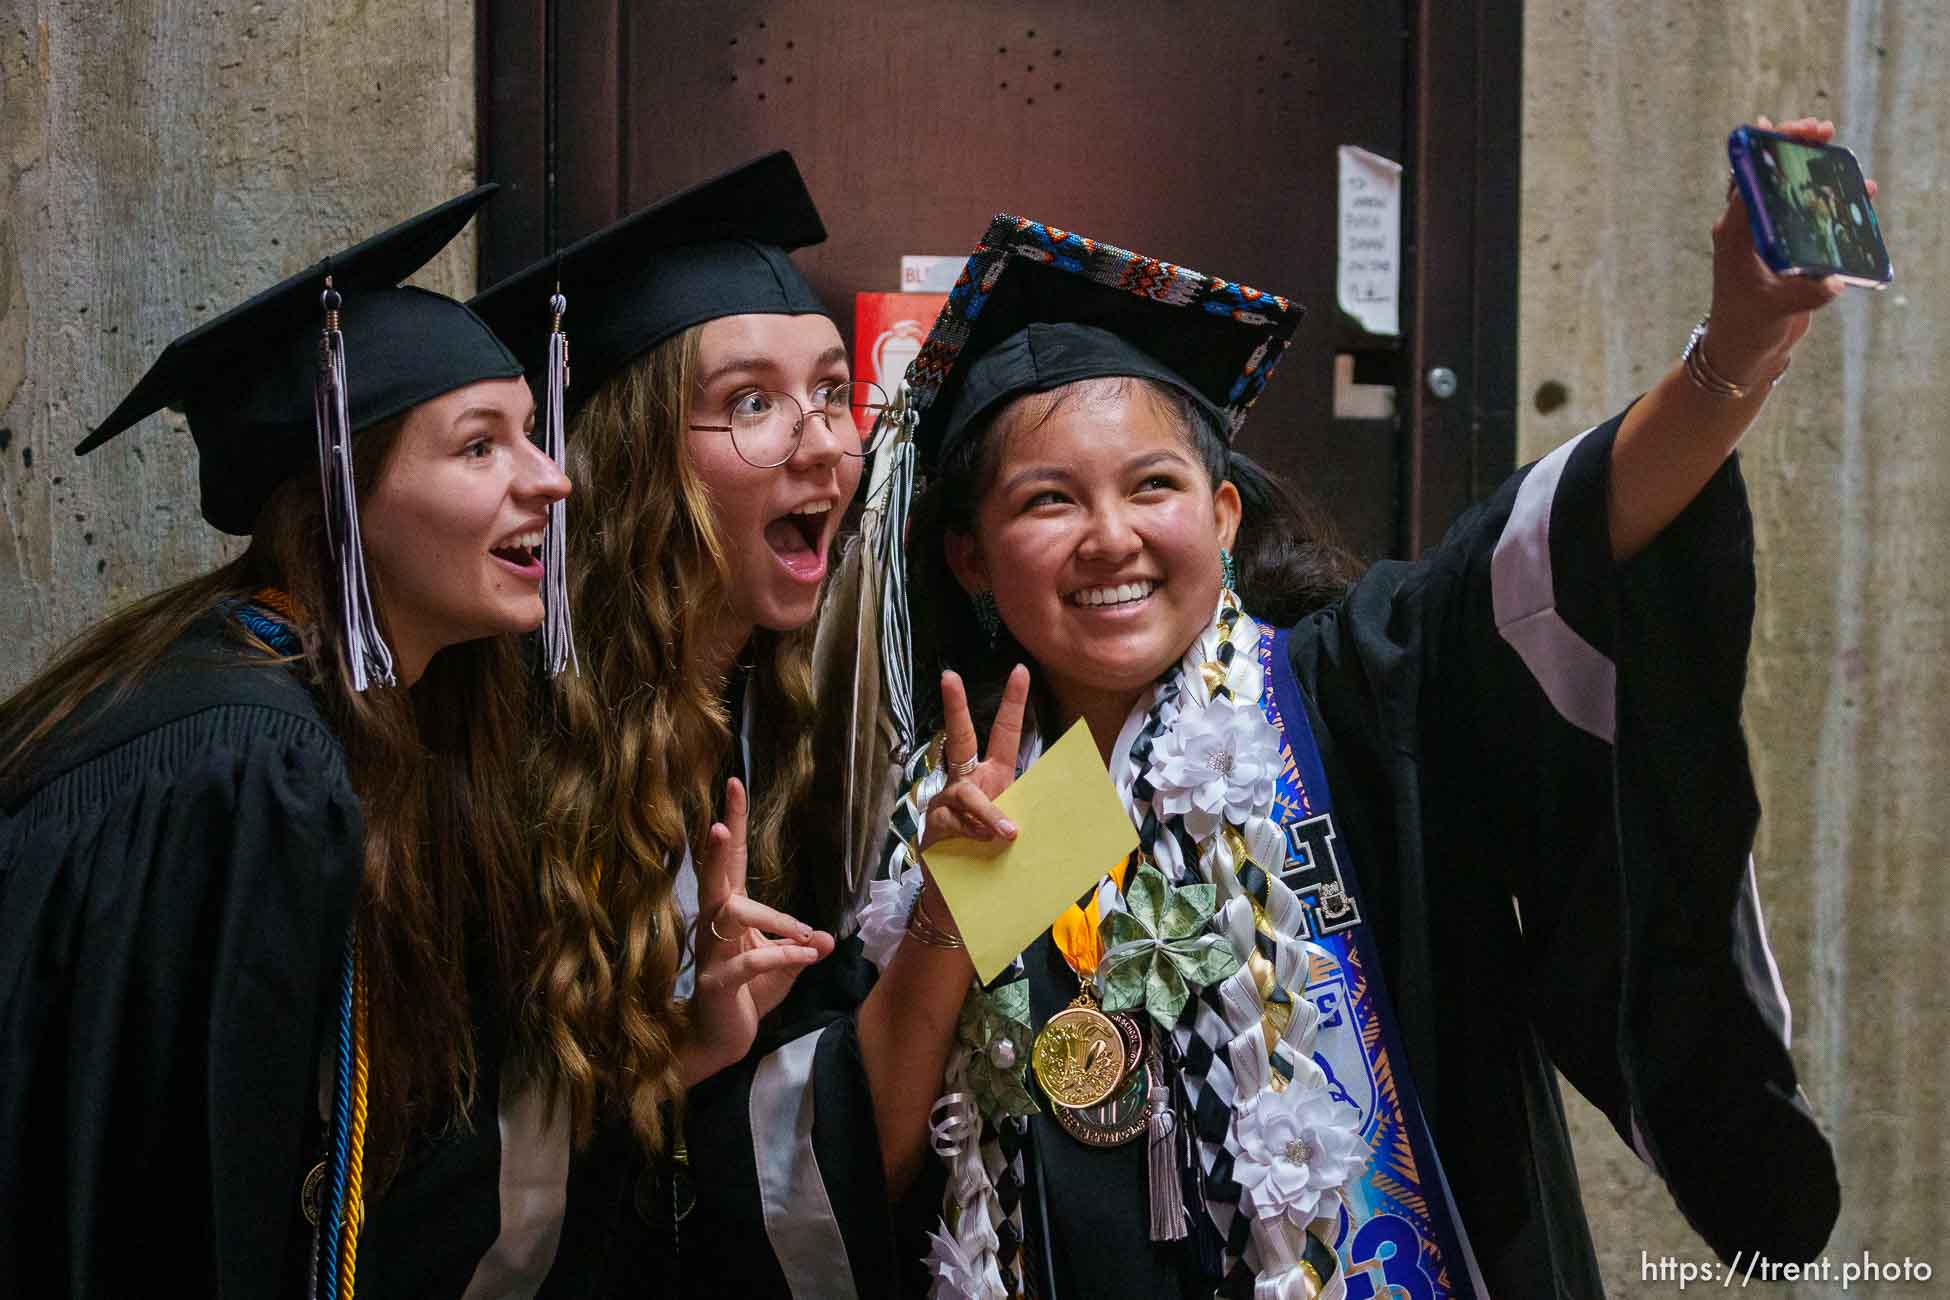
[856,666,1028,1194]
[1609,116,1863,560]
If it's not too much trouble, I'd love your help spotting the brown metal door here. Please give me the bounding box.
[478,0,1520,560]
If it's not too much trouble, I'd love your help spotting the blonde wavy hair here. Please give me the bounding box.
[529,324,820,1151]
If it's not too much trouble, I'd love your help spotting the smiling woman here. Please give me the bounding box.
[732,158,1854,1298]
[359,378,563,681]
[0,187,613,1299]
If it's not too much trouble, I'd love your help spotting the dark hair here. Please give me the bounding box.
[906,375,1361,737]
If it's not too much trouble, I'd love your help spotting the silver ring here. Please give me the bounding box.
[708,916,734,943]
[946,754,980,779]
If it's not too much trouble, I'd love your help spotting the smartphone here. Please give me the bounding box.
[1728,126,1892,288]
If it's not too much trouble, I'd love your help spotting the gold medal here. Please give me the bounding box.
[1107,1011,1145,1085]
[1053,1064,1152,1148]
[1032,993,1127,1109]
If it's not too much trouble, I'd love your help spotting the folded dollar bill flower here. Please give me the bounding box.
[1095,863,1243,1028]
[956,979,1038,1117]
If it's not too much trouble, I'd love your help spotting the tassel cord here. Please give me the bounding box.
[539,299,577,676]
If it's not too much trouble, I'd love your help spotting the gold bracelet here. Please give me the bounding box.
[906,883,965,950]
[1681,316,1790,399]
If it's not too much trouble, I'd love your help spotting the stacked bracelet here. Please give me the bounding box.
[906,884,965,950]
[1681,315,1790,399]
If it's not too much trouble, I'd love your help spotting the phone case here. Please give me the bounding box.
[1728,126,1893,289]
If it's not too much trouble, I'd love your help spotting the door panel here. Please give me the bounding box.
[479,1,1519,561]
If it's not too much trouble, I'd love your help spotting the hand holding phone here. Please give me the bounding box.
[1729,124,1892,288]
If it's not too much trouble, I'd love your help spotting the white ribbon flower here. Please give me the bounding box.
[1225,1080,1368,1225]
[857,860,922,970]
[1146,692,1285,841]
[924,1216,1006,1300]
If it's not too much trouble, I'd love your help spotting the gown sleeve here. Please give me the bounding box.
[0,705,363,1298]
[679,936,901,1299]
[1293,410,1837,1267]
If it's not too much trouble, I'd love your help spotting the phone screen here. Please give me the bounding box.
[1738,131,1891,284]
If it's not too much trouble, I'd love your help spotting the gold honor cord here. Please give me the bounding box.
[336,943,371,1299]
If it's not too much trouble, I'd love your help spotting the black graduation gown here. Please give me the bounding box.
[0,619,362,1298]
[677,412,1838,1298]
[0,618,675,1299]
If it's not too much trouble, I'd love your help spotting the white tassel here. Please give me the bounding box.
[313,281,395,691]
[539,291,578,676]
[873,400,919,753]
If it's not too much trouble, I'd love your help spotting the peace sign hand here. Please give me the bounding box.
[920,665,1032,853]
[681,777,836,1086]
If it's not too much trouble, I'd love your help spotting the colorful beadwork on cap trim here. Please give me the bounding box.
[903,215,1302,441]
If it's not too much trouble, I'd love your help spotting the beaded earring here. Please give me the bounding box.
[973,589,1001,646]
[1220,546,1237,593]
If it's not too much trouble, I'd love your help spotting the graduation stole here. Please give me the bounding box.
[1248,620,1471,1300]
[1106,593,1470,1299]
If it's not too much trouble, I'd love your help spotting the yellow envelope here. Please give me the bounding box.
[925,718,1140,984]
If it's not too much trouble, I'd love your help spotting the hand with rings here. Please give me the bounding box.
[682,776,836,1085]
[920,664,1032,854]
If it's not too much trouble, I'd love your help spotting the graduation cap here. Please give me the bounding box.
[468,150,831,418]
[79,184,521,688]
[866,213,1306,749]
[468,150,832,674]
[901,214,1305,472]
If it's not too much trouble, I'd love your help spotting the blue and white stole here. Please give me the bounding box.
[1261,624,1478,1300]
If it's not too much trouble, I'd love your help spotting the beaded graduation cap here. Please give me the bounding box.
[470,150,833,675]
[866,214,1305,747]
[78,185,521,689]
[904,215,1303,468]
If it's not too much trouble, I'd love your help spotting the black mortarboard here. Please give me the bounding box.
[468,150,830,418]
[902,214,1305,471]
[79,185,517,689]
[78,184,521,536]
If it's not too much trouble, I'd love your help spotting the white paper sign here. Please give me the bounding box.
[900,255,963,293]
[1337,145,1403,337]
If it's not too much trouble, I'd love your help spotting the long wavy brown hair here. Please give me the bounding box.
[0,414,560,1180]
[529,324,819,1152]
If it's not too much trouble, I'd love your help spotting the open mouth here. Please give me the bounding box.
[489,527,545,578]
[762,499,835,582]
[1068,579,1160,609]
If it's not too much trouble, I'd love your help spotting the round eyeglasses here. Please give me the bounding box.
[688,380,893,469]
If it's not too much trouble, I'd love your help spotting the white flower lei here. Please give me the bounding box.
[897,593,1368,1298]
[1146,593,1367,1295]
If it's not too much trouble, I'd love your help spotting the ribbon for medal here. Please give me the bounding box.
[1032,852,1145,1115]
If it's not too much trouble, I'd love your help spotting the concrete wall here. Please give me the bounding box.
[0,0,478,684]
[1522,3,1947,1295]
